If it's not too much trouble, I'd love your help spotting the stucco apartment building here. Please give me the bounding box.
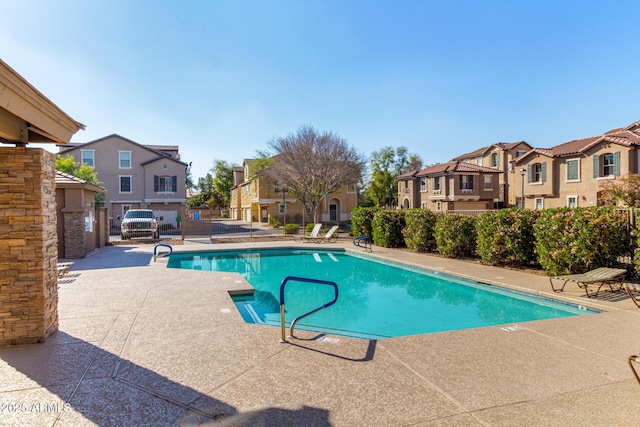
[398,120,640,212]
[514,120,640,210]
[398,141,531,211]
[230,159,358,225]
[58,134,188,226]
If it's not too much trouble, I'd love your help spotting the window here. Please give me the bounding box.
[347,183,356,193]
[436,202,442,211]
[483,175,493,190]
[279,203,285,214]
[534,197,544,210]
[459,175,473,190]
[81,150,94,167]
[491,153,499,168]
[433,176,442,191]
[420,178,427,192]
[602,154,614,176]
[566,159,579,181]
[593,152,620,178]
[421,202,426,208]
[528,162,546,183]
[567,196,578,208]
[516,150,526,158]
[119,151,131,169]
[119,176,132,193]
[464,158,470,163]
[476,156,483,165]
[154,175,177,193]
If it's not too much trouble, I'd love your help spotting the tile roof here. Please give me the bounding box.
[417,161,502,176]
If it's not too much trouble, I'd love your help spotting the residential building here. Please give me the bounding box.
[230,159,358,224]
[399,161,502,212]
[514,121,640,209]
[58,134,188,226]
[452,141,532,207]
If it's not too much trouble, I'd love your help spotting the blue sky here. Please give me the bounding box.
[2,0,640,180]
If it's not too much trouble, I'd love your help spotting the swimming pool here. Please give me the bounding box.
[167,248,597,339]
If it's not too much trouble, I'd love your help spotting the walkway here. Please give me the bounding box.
[1,241,639,426]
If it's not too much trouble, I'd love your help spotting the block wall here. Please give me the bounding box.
[0,147,59,345]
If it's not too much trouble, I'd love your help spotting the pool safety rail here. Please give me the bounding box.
[353,236,372,251]
[279,276,339,343]
[154,243,173,262]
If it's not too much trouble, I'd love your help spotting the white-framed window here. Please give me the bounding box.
[483,175,493,190]
[516,150,526,158]
[531,163,542,182]
[156,175,175,192]
[346,183,356,193]
[602,153,615,177]
[567,195,578,208]
[121,205,131,218]
[420,178,427,192]
[566,159,580,181]
[119,151,132,169]
[119,175,132,193]
[421,202,426,208]
[433,176,442,191]
[459,175,473,190]
[464,158,470,163]
[476,156,483,165]
[81,149,95,167]
[534,197,544,210]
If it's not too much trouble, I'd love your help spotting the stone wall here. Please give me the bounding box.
[0,147,58,345]
[62,210,86,259]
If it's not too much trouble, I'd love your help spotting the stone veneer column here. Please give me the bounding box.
[0,147,59,345]
[62,209,86,259]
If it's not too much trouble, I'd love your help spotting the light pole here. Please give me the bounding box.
[520,168,526,209]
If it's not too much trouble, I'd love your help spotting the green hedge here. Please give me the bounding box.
[534,207,630,275]
[435,214,477,257]
[372,210,406,248]
[402,209,438,252]
[350,207,380,238]
[476,208,538,266]
[283,223,300,235]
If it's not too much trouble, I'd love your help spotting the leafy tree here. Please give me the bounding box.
[366,146,422,208]
[210,159,236,208]
[261,125,365,224]
[185,165,196,195]
[187,173,215,207]
[600,174,640,207]
[55,154,101,185]
[55,154,105,204]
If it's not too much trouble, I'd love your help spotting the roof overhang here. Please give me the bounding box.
[0,60,85,145]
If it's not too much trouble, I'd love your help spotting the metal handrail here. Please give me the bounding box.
[279,276,338,343]
[153,243,173,262]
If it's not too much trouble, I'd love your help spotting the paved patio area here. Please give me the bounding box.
[1,240,639,426]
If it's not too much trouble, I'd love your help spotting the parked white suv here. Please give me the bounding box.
[120,209,159,240]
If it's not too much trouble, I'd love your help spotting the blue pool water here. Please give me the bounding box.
[167,249,597,339]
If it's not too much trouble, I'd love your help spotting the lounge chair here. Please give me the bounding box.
[548,267,627,297]
[629,354,640,385]
[57,262,75,278]
[320,225,340,243]
[301,223,322,243]
[623,282,640,308]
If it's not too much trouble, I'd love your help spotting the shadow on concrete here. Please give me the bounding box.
[0,331,332,426]
[286,336,378,362]
[61,246,154,271]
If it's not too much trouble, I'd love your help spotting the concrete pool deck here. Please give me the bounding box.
[1,240,639,426]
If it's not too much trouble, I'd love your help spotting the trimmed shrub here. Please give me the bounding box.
[306,223,316,233]
[283,223,300,235]
[371,210,406,248]
[402,209,438,252]
[268,216,282,228]
[534,207,631,275]
[350,207,380,237]
[476,208,538,266]
[435,214,477,257]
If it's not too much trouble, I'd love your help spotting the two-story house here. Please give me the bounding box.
[230,158,358,224]
[399,161,502,212]
[514,121,640,209]
[58,134,188,226]
[451,141,532,208]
